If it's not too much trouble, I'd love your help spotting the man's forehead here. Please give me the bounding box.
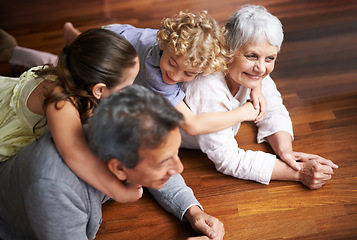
[137,128,181,164]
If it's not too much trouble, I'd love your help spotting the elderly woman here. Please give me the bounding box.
[181,4,338,189]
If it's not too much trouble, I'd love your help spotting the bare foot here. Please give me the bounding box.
[0,29,17,62]
[63,22,81,47]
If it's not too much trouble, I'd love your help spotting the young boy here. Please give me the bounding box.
[102,11,265,135]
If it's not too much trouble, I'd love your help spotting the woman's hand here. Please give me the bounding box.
[297,154,338,189]
[279,150,305,171]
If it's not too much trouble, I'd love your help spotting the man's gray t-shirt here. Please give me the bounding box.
[0,131,200,239]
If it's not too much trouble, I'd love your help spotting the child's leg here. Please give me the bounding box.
[1,29,58,75]
[0,29,17,62]
[9,46,58,75]
[3,22,81,75]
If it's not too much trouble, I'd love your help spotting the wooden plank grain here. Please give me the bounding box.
[1,0,357,239]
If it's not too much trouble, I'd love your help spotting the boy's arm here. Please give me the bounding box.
[176,100,259,135]
[45,100,142,203]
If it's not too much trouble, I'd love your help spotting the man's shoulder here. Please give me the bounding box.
[9,132,84,188]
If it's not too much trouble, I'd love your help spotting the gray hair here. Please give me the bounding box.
[87,85,183,168]
[225,4,284,52]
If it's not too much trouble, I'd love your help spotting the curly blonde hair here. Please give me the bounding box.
[157,11,233,75]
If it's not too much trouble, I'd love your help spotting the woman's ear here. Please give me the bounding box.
[92,83,107,100]
[107,158,128,181]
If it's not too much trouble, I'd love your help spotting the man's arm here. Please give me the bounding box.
[147,174,202,221]
[148,174,224,239]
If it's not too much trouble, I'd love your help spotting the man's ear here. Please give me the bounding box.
[92,83,107,100]
[107,159,128,181]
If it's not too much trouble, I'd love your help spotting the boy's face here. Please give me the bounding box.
[160,49,200,85]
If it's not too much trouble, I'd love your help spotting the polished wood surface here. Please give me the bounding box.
[1,0,357,239]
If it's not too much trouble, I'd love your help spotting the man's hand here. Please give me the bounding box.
[185,206,224,240]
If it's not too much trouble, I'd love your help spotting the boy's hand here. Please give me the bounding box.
[241,101,260,122]
[250,86,267,123]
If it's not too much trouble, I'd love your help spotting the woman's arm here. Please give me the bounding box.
[267,131,338,189]
[266,131,301,170]
[176,100,259,135]
[271,153,338,189]
[45,99,143,203]
[255,75,293,144]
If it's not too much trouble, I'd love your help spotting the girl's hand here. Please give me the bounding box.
[123,181,143,202]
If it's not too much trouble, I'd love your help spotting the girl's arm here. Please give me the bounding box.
[45,97,142,203]
[176,100,259,136]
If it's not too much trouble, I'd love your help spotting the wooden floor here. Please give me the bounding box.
[1,0,357,239]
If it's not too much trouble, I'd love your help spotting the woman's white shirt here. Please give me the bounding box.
[180,72,293,184]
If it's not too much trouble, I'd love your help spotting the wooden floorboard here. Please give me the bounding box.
[1,0,357,239]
